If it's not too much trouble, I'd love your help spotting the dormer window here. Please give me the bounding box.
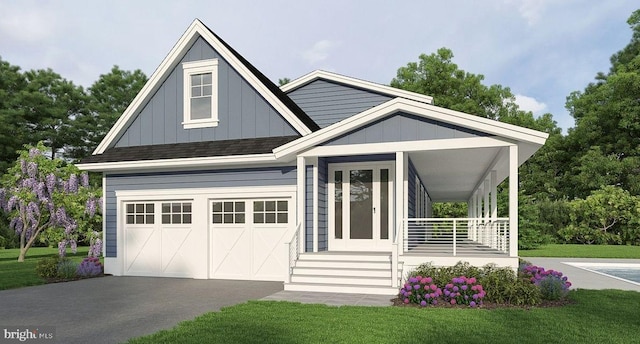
[182,59,218,129]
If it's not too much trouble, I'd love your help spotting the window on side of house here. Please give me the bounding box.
[182,59,219,129]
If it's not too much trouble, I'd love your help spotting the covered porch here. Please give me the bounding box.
[287,138,524,289]
[273,100,548,294]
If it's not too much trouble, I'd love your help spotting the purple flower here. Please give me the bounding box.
[46,173,57,195]
[27,162,38,178]
[413,284,420,290]
[81,173,89,188]
[470,301,477,308]
[453,286,459,292]
[68,174,79,193]
[28,147,40,158]
[20,159,28,174]
[420,300,427,307]
[58,240,67,257]
[461,285,468,291]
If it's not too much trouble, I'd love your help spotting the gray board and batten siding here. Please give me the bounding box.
[323,112,490,146]
[286,79,392,128]
[104,166,296,257]
[114,37,298,148]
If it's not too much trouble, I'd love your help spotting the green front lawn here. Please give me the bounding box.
[519,244,640,258]
[0,246,90,290]
[128,289,640,344]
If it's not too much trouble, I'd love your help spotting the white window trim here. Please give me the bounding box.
[182,59,219,129]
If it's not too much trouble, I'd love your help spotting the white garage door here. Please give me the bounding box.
[123,201,200,278]
[210,198,292,281]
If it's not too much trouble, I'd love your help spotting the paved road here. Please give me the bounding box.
[525,257,640,292]
[0,276,283,344]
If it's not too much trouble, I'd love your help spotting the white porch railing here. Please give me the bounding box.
[404,218,510,256]
[285,223,301,283]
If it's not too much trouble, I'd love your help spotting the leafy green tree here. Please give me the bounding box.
[563,9,640,199]
[0,57,28,172]
[0,143,101,261]
[19,69,88,160]
[558,186,640,245]
[278,77,291,86]
[68,66,147,160]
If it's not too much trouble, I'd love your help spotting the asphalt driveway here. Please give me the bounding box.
[0,276,283,343]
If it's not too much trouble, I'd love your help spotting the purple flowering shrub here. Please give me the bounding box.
[0,142,102,262]
[76,257,104,277]
[400,276,443,306]
[520,264,571,300]
[442,276,485,307]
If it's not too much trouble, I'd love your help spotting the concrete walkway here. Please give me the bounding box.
[525,257,640,292]
[0,276,282,344]
[262,290,394,306]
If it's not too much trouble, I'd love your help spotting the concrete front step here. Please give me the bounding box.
[284,282,399,295]
[298,253,391,262]
[295,260,401,269]
[291,274,392,286]
[292,266,391,278]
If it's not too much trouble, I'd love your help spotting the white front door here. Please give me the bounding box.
[328,162,394,251]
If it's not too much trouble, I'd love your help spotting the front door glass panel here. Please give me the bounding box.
[350,169,373,239]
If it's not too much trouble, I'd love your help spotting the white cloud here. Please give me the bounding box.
[502,0,552,26]
[302,40,339,65]
[514,94,547,115]
[0,5,59,43]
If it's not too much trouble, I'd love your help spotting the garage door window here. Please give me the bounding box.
[212,201,245,224]
[162,202,192,224]
[126,203,154,224]
[253,200,288,224]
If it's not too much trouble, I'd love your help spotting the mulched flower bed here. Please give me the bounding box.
[390,297,574,309]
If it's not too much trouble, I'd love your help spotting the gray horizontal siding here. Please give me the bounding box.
[287,79,391,128]
[317,158,328,251]
[408,159,417,219]
[115,36,297,148]
[104,166,296,257]
[305,165,313,252]
[323,112,489,146]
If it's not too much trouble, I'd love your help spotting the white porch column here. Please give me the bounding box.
[476,189,482,242]
[490,170,498,220]
[484,179,492,248]
[483,180,490,222]
[395,152,406,252]
[509,145,519,257]
[296,156,306,253]
[311,157,319,253]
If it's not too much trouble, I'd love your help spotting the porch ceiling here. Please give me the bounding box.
[409,147,507,202]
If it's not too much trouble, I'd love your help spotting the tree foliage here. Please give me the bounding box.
[67,66,147,160]
[0,143,101,261]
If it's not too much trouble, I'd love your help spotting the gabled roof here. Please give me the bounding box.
[93,19,319,155]
[273,97,549,160]
[281,70,434,105]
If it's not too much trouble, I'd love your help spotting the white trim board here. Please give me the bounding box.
[274,97,549,160]
[281,70,434,105]
[77,153,278,172]
[93,19,312,155]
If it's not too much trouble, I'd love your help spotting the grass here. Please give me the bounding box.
[127,289,640,344]
[519,244,640,258]
[0,246,90,290]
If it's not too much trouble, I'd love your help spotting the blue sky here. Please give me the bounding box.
[0,1,637,132]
